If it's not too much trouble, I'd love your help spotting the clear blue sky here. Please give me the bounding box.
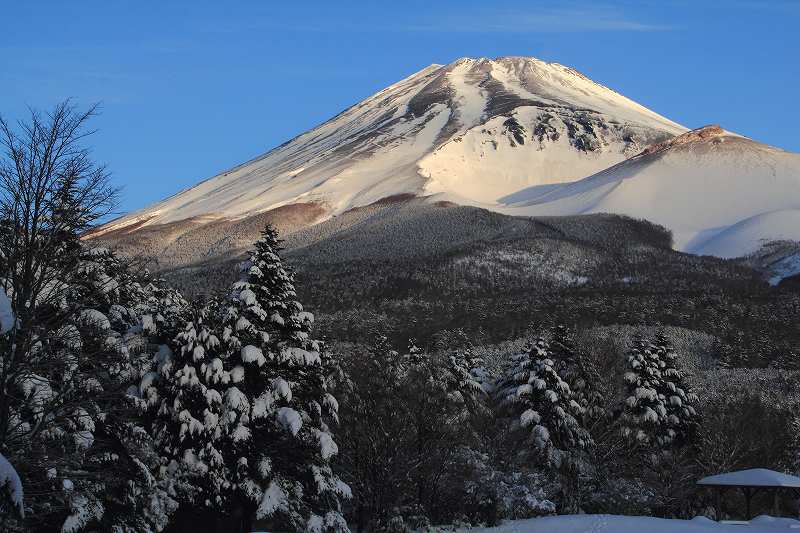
[2,1,798,215]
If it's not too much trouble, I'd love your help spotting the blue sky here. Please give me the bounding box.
[2,1,798,215]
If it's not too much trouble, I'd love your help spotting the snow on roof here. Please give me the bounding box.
[697,469,800,488]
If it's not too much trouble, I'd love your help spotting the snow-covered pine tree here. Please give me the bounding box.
[404,338,427,366]
[367,333,405,375]
[226,225,348,531]
[152,224,349,532]
[619,338,662,448]
[236,224,311,345]
[618,335,698,452]
[430,329,491,407]
[653,333,698,447]
[147,300,230,530]
[60,246,191,533]
[443,345,489,415]
[497,338,592,460]
[549,325,606,424]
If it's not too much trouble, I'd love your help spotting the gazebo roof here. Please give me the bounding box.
[697,468,800,488]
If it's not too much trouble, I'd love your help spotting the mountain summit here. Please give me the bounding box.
[98,56,684,234]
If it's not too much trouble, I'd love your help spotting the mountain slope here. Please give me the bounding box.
[154,197,754,301]
[94,56,683,236]
[500,125,800,255]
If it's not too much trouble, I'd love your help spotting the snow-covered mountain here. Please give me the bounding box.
[500,125,800,258]
[95,56,683,235]
[94,56,800,274]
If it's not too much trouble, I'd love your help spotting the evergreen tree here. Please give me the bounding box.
[68,248,184,533]
[430,330,489,410]
[235,225,311,345]
[549,325,606,423]
[618,335,698,452]
[404,338,426,366]
[652,333,698,448]
[151,225,349,532]
[497,338,592,460]
[0,240,184,531]
[443,345,489,418]
[148,302,228,530]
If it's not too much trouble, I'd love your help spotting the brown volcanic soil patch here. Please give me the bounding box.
[90,202,328,270]
[371,193,418,205]
[83,214,159,239]
[640,124,725,156]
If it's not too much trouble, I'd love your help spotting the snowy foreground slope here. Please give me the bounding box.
[460,515,800,533]
[495,125,800,259]
[95,56,682,234]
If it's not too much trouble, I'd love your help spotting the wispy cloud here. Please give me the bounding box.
[192,2,677,35]
[724,0,800,10]
[401,4,677,33]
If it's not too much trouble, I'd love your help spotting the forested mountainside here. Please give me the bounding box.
[130,197,797,370]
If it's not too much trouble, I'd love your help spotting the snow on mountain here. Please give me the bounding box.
[743,240,800,286]
[500,125,800,256]
[687,210,800,259]
[95,56,683,236]
[764,249,800,286]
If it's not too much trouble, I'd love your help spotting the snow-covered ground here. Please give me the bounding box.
[461,515,800,533]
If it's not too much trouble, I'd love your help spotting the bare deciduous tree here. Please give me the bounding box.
[0,101,124,528]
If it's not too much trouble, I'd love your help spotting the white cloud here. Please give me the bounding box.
[402,4,676,34]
